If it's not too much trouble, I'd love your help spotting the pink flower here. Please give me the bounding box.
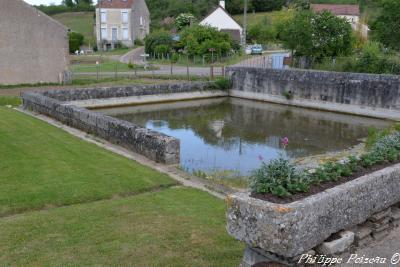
[281,137,289,148]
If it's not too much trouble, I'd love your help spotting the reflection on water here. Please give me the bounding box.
[98,97,391,175]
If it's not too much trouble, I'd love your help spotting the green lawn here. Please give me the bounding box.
[52,12,95,46]
[0,187,243,266]
[0,96,21,106]
[70,60,132,73]
[0,107,243,265]
[0,107,176,217]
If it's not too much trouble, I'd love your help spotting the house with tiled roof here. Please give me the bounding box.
[96,0,150,50]
[311,4,360,27]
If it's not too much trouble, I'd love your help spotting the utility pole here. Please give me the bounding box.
[98,0,102,51]
[242,0,248,50]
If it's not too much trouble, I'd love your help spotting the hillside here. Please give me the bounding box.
[52,12,95,46]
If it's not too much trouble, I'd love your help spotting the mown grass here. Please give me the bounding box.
[0,107,243,265]
[0,96,21,106]
[70,59,133,73]
[52,12,95,46]
[0,187,244,266]
[0,107,176,217]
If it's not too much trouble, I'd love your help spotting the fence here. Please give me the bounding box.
[69,58,227,85]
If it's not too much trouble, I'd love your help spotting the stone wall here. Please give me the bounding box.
[226,163,400,260]
[22,82,218,164]
[227,67,400,120]
[42,82,214,101]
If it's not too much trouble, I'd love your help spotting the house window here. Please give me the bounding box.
[122,28,129,40]
[140,16,143,26]
[101,11,107,23]
[122,12,128,24]
[101,28,107,40]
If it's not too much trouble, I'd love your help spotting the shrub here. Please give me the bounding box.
[250,157,310,197]
[144,30,173,55]
[69,32,84,53]
[212,78,232,91]
[134,39,144,46]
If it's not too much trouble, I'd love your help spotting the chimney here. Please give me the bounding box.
[219,1,225,9]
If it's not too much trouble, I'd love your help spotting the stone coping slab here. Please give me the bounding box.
[226,163,400,257]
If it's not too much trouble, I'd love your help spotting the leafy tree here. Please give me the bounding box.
[279,10,313,57]
[252,0,285,12]
[175,13,196,30]
[62,0,74,7]
[310,11,353,59]
[69,32,84,53]
[247,17,277,44]
[144,30,174,54]
[371,0,400,51]
[280,10,353,60]
[179,25,233,57]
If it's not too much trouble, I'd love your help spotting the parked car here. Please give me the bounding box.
[251,44,263,55]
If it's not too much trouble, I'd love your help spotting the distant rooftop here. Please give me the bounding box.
[98,0,134,9]
[311,4,360,16]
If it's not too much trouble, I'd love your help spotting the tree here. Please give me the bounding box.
[247,17,277,44]
[280,10,353,60]
[180,25,233,57]
[62,0,74,7]
[175,13,196,31]
[371,0,400,51]
[69,32,84,53]
[252,0,285,12]
[144,30,174,54]
[279,10,313,57]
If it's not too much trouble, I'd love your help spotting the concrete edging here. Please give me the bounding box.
[226,163,400,257]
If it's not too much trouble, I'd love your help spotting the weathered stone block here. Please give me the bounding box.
[226,164,400,257]
[315,231,354,255]
[369,208,391,222]
[353,225,372,240]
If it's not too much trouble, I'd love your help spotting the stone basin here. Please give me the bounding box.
[226,163,400,257]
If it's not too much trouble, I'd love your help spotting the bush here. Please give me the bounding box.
[69,32,84,53]
[211,78,232,91]
[144,30,174,55]
[180,25,234,57]
[134,39,144,46]
[250,158,310,197]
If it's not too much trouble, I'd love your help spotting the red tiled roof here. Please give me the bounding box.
[311,4,360,16]
[98,0,134,9]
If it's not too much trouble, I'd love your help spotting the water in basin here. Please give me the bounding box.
[98,97,391,176]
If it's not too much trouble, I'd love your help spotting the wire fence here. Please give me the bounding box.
[68,61,227,84]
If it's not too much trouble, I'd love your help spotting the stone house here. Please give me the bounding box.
[96,0,150,50]
[0,0,69,85]
[199,1,243,43]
